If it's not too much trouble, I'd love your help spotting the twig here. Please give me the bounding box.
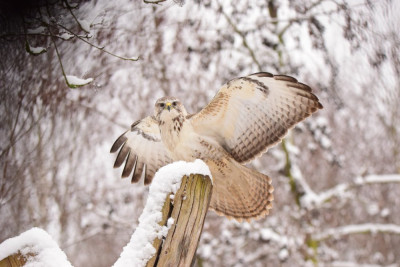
[219,5,262,71]
[56,23,139,61]
[143,0,167,4]
[48,26,70,87]
[281,139,302,207]
[63,0,88,33]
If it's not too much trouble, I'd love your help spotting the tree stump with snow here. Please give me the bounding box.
[0,228,73,267]
[147,173,213,267]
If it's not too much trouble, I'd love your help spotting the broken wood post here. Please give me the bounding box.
[146,173,213,267]
[0,228,72,267]
[0,252,28,267]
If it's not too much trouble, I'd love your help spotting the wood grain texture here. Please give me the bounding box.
[0,252,28,267]
[147,174,212,267]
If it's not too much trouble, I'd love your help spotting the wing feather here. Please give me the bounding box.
[114,142,130,168]
[110,116,172,184]
[132,161,144,183]
[122,152,136,178]
[191,72,322,163]
[110,133,128,153]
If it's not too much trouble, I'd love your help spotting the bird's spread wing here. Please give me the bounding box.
[110,116,172,184]
[191,72,323,164]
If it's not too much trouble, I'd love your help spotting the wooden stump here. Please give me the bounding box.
[0,252,28,267]
[147,173,213,267]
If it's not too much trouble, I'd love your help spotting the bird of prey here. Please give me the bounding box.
[110,72,322,221]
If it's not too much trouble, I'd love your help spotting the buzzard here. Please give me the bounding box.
[111,72,322,221]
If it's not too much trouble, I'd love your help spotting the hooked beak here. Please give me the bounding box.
[165,102,172,111]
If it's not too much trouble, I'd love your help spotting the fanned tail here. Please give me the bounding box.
[206,157,274,221]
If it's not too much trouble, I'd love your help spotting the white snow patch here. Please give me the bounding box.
[301,174,400,209]
[201,244,212,259]
[66,75,93,86]
[260,228,288,247]
[285,141,300,155]
[330,261,397,267]
[314,223,400,241]
[78,19,91,33]
[355,174,400,185]
[320,135,332,149]
[301,182,350,208]
[278,247,289,261]
[380,208,390,218]
[59,33,74,40]
[0,227,73,267]
[112,160,211,267]
[29,46,47,54]
[367,203,380,216]
[167,218,174,228]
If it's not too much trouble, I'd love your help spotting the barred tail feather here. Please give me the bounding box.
[207,157,274,221]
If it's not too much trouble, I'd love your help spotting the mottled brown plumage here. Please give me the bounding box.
[111,72,322,221]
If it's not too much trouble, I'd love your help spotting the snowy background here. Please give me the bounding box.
[1,0,400,266]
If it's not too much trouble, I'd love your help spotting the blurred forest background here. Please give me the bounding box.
[1,0,400,266]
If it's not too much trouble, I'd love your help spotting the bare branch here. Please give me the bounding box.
[56,23,139,61]
[219,5,262,71]
[143,0,167,4]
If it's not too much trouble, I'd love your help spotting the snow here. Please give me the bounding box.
[78,19,91,33]
[355,174,400,185]
[167,217,174,228]
[260,228,289,247]
[278,248,289,261]
[285,141,300,156]
[59,33,74,40]
[367,203,380,216]
[301,174,400,209]
[30,46,47,54]
[0,227,73,267]
[112,160,211,267]
[330,261,397,267]
[301,182,350,208]
[3,0,400,266]
[65,75,93,87]
[380,208,390,218]
[314,223,400,241]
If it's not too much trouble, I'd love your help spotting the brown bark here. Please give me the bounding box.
[147,174,213,267]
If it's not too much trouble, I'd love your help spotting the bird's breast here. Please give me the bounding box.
[160,119,225,162]
[159,118,192,159]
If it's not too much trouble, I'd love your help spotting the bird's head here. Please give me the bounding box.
[154,96,187,121]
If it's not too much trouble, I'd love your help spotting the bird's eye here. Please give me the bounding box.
[159,103,165,108]
[172,101,177,106]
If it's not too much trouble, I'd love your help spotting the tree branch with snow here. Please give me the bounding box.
[313,223,400,242]
[300,174,400,208]
[0,0,139,89]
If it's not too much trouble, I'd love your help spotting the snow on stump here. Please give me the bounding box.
[0,228,73,267]
[113,160,213,267]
